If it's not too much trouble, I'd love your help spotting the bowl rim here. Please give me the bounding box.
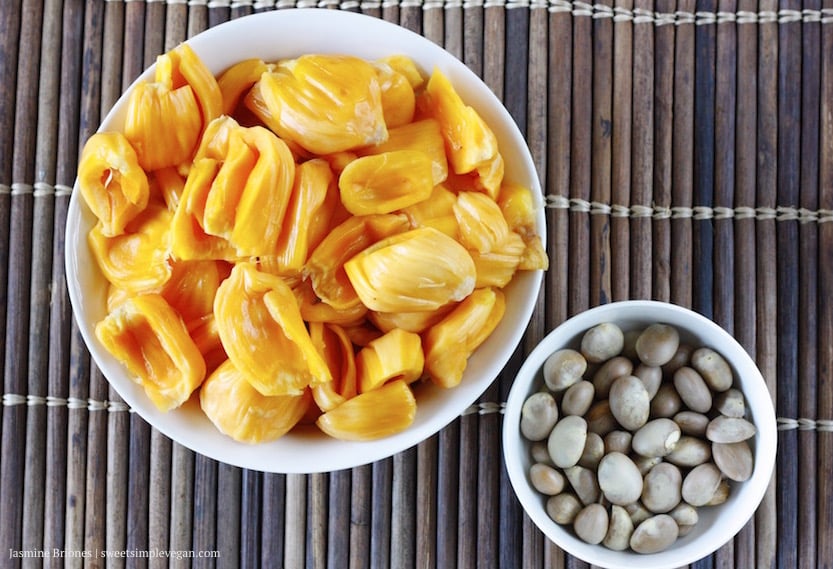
[502,300,778,569]
[65,8,546,473]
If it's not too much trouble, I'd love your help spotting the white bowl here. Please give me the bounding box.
[502,300,777,568]
[65,9,545,473]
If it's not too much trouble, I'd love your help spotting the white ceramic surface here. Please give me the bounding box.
[502,300,777,569]
[65,9,545,473]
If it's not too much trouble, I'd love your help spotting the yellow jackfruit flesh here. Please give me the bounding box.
[339,150,434,215]
[213,262,331,396]
[95,293,206,411]
[344,226,476,313]
[356,327,424,393]
[316,379,416,441]
[423,287,506,388]
[88,204,172,294]
[77,131,150,237]
[259,54,388,154]
[200,359,311,444]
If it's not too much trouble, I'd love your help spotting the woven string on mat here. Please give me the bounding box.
[3,394,830,431]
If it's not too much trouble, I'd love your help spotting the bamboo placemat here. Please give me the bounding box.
[1,1,831,567]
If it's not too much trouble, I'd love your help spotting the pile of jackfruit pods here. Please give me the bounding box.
[78,42,549,444]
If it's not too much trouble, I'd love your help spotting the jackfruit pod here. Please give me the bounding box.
[472,152,504,200]
[343,226,476,313]
[150,167,186,212]
[469,231,525,288]
[156,43,223,130]
[424,68,499,175]
[259,55,388,154]
[324,151,359,175]
[316,379,416,441]
[202,129,258,239]
[304,213,410,310]
[88,204,172,294]
[497,182,539,236]
[443,151,504,201]
[227,126,295,256]
[401,185,459,237]
[200,359,310,444]
[77,131,149,237]
[214,262,331,396]
[343,321,385,347]
[124,80,203,171]
[373,61,416,128]
[161,259,226,325]
[194,115,241,162]
[357,119,448,186]
[274,159,337,273]
[376,55,425,90]
[309,322,358,412]
[453,191,511,254]
[107,284,132,312]
[519,234,550,271]
[293,279,368,326]
[357,327,424,393]
[188,314,227,375]
[197,125,296,257]
[95,293,206,411]
[218,58,269,115]
[423,287,506,388]
[339,150,434,215]
[368,301,455,334]
[171,158,238,261]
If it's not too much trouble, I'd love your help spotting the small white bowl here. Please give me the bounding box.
[502,300,777,568]
[65,9,545,473]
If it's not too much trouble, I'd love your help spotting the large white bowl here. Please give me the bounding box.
[502,301,777,568]
[65,9,545,473]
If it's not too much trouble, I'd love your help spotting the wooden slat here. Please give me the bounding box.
[732,0,759,565]
[754,1,779,566]
[629,0,654,302]
[818,4,833,567]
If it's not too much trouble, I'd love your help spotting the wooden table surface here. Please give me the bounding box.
[1,1,831,568]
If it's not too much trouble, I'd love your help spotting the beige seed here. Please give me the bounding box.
[564,465,601,506]
[586,400,619,437]
[529,463,566,495]
[650,383,682,418]
[712,441,754,482]
[635,324,680,367]
[581,322,625,363]
[598,452,643,506]
[561,380,595,417]
[625,501,652,526]
[661,342,693,378]
[673,366,713,414]
[574,503,609,545]
[706,416,757,443]
[609,375,651,431]
[713,388,746,418]
[592,356,634,398]
[546,493,582,525]
[604,430,633,455]
[548,415,588,468]
[603,505,635,551]
[641,462,682,514]
[681,462,723,506]
[632,418,681,458]
[665,435,712,467]
[630,514,680,554]
[633,364,663,399]
[670,503,699,527]
[543,349,587,392]
[530,441,552,465]
[520,391,559,441]
[673,411,710,437]
[578,432,605,470]
[691,347,733,392]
